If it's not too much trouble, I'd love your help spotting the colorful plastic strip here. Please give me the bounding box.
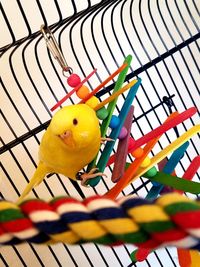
[88,78,141,187]
[175,156,200,194]
[100,55,132,137]
[51,69,97,111]
[134,125,200,187]
[79,63,127,104]
[86,55,132,176]
[106,125,200,199]
[94,80,137,111]
[188,250,200,267]
[146,141,189,200]
[111,106,134,182]
[107,107,197,166]
[105,112,178,199]
[177,249,191,267]
[144,168,200,194]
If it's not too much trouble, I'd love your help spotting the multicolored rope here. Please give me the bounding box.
[1,193,200,250]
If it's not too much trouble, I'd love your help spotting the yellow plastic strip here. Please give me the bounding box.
[94,79,137,111]
[190,250,200,267]
[131,125,200,185]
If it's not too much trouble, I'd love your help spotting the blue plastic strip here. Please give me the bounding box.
[146,141,189,199]
[88,78,141,187]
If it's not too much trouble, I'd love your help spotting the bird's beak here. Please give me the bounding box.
[59,130,76,148]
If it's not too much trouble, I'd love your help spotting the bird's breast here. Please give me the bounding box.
[39,132,100,180]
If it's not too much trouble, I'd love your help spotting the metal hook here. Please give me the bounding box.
[40,25,73,76]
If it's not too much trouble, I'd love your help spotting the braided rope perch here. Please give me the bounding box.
[1,193,200,250]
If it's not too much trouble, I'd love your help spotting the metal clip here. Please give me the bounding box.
[40,25,73,77]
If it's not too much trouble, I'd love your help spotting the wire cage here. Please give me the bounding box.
[0,0,200,266]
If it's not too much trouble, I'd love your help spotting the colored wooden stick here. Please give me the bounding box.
[132,125,200,189]
[175,156,200,194]
[94,80,137,111]
[79,63,127,104]
[51,69,97,111]
[105,112,178,199]
[106,138,160,199]
[100,55,132,138]
[158,158,168,172]
[177,249,191,267]
[143,164,200,193]
[146,141,189,200]
[105,123,200,199]
[107,107,197,166]
[188,249,200,267]
[86,55,132,179]
[111,106,134,182]
[88,79,141,187]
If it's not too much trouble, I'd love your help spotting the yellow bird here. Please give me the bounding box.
[17,104,105,203]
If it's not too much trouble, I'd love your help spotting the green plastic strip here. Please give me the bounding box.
[87,55,132,176]
[144,171,200,194]
[146,141,189,199]
[100,55,132,137]
[89,79,141,187]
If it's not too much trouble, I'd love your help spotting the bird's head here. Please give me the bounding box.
[49,104,100,150]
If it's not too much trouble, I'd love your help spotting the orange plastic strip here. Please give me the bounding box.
[177,249,191,267]
[79,63,127,104]
[105,138,159,199]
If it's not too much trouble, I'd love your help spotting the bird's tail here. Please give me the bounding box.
[17,162,50,204]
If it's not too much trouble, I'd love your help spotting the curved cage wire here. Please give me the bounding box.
[0,0,200,266]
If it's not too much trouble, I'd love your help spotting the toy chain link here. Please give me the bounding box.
[0,193,200,250]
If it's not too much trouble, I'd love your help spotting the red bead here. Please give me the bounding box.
[67,74,81,87]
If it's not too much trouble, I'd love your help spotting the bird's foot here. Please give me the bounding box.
[101,137,115,144]
[78,168,107,187]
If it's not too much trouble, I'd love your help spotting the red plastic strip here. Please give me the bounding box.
[175,155,200,194]
[51,69,97,111]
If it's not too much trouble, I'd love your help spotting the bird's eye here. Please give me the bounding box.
[73,118,78,125]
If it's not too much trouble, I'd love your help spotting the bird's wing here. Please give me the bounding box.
[17,162,51,204]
